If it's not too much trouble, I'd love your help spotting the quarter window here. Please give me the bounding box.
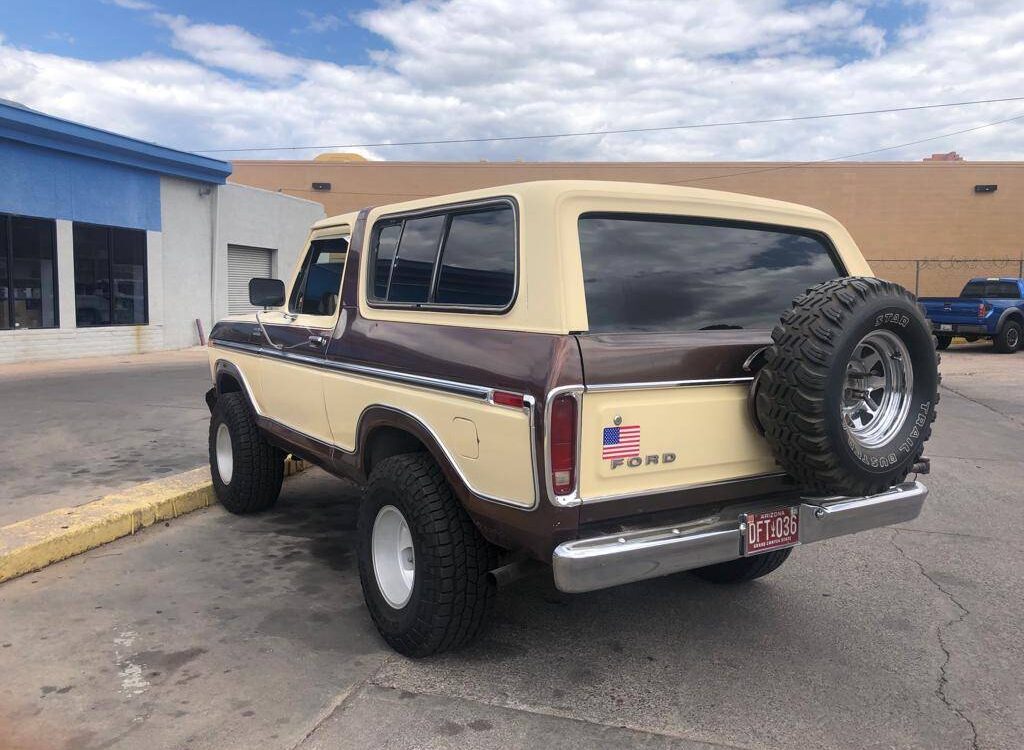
[73,223,147,327]
[435,208,516,306]
[0,213,59,330]
[289,236,348,316]
[369,203,516,310]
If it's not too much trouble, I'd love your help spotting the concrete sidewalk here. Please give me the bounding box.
[0,349,212,527]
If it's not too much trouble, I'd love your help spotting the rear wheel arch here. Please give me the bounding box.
[356,407,469,497]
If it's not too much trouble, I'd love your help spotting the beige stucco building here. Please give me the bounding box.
[230,159,1024,297]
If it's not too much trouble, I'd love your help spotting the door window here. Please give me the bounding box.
[290,236,348,316]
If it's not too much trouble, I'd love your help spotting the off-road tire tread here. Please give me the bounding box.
[209,392,284,514]
[359,453,499,657]
[692,548,793,584]
[757,276,940,495]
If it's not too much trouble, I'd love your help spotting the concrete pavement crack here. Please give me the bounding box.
[940,384,1021,427]
[890,528,979,750]
[289,654,396,750]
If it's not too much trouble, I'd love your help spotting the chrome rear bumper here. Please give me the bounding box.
[552,481,927,593]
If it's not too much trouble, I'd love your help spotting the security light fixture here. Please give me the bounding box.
[312,182,331,191]
[974,184,997,193]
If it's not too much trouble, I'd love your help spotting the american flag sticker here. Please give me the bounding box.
[602,425,641,460]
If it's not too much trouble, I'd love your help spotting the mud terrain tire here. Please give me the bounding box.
[209,392,284,513]
[692,548,792,584]
[755,277,939,496]
[357,453,499,657]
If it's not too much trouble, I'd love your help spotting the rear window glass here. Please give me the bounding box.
[578,214,844,333]
[960,281,1020,298]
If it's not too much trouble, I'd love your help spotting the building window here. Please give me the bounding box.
[73,223,148,327]
[0,213,59,330]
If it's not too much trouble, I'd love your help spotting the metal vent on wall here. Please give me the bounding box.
[227,245,274,315]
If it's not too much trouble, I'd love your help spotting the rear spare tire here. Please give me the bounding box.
[755,277,939,496]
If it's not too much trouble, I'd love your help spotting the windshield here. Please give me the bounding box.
[578,214,844,333]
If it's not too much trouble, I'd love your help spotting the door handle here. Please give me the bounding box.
[308,334,328,347]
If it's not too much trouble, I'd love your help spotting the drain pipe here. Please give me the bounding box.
[208,184,220,330]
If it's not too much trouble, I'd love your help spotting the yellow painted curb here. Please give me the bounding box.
[0,458,307,584]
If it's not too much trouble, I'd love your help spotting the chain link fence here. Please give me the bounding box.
[870,258,1024,298]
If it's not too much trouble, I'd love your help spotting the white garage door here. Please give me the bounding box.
[227,245,274,315]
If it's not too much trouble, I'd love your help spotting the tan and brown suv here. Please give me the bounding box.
[205,181,939,656]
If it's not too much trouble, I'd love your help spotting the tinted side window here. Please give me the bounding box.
[373,223,401,299]
[435,207,515,307]
[578,214,843,333]
[290,236,348,315]
[387,215,445,304]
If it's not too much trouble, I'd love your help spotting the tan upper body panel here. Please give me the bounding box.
[309,180,872,336]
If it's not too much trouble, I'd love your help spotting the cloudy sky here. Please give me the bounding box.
[1,0,1023,162]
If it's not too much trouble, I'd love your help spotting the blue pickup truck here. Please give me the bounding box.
[920,277,1024,353]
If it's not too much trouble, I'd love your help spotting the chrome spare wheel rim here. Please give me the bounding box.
[843,330,914,449]
[216,423,234,484]
[372,505,415,609]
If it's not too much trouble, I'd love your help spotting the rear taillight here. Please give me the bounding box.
[978,303,989,318]
[549,394,578,496]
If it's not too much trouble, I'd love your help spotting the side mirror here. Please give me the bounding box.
[249,278,285,308]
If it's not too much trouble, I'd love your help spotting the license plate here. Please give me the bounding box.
[742,507,800,556]
[939,324,953,332]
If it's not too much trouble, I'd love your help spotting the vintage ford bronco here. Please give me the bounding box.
[205,181,938,656]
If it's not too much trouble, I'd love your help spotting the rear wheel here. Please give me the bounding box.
[208,392,284,514]
[357,453,499,657]
[935,334,952,350]
[994,320,1022,354]
[692,548,792,584]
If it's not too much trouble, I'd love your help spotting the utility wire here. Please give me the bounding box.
[194,95,1024,154]
[667,111,1024,185]
[266,111,1024,197]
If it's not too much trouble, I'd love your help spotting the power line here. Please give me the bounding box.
[194,95,1024,154]
[667,111,1024,185]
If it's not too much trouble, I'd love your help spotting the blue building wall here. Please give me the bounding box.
[0,139,161,231]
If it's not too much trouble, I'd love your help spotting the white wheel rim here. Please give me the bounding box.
[215,423,234,484]
[372,505,415,609]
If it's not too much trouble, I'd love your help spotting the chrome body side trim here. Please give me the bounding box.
[210,339,494,401]
[552,481,928,593]
[209,342,538,510]
[585,376,754,392]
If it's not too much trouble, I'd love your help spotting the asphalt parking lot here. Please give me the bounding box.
[1,345,1021,750]
[0,349,210,527]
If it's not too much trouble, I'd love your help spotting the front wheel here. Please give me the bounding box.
[357,453,499,657]
[994,320,1022,354]
[208,392,284,513]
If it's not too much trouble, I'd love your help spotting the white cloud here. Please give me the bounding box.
[44,31,76,45]
[298,11,344,34]
[0,0,1022,163]
[153,13,302,80]
[104,0,157,10]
